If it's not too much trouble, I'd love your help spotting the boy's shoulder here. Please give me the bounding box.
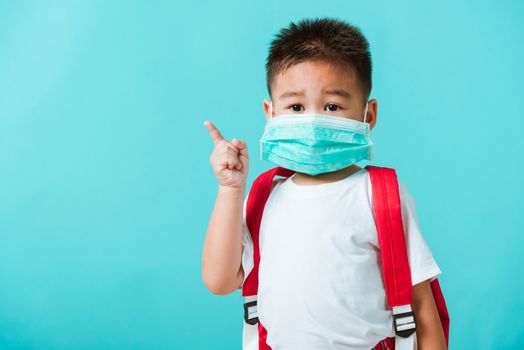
[245,177,285,203]
[270,177,287,192]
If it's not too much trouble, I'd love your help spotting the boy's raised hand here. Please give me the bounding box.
[204,120,249,189]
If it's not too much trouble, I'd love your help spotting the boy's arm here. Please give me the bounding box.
[202,186,246,295]
[202,121,249,296]
[412,279,447,350]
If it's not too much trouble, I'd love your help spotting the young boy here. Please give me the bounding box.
[202,17,447,350]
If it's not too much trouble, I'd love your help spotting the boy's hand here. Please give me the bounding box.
[204,120,249,189]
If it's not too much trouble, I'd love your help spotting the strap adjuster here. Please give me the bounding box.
[393,305,416,338]
[243,300,259,325]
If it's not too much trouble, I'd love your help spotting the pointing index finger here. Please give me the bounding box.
[204,120,225,146]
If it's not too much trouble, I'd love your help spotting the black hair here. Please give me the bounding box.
[265,17,372,103]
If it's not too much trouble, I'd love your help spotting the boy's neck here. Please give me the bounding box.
[292,164,363,186]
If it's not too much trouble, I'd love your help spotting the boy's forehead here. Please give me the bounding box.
[272,60,360,99]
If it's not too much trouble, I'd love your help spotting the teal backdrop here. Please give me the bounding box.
[1,0,522,349]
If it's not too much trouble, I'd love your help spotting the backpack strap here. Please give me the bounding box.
[241,166,295,350]
[367,165,450,348]
[242,166,296,297]
[430,279,450,347]
[366,165,417,350]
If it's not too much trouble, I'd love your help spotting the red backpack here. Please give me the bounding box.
[241,165,450,350]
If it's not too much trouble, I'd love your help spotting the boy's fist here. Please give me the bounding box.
[204,120,249,189]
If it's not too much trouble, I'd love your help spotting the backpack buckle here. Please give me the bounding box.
[392,305,416,338]
[244,300,259,325]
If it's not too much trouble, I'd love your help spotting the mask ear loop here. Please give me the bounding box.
[363,101,370,124]
[268,101,273,119]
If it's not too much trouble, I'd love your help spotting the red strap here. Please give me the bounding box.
[258,322,271,350]
[367,166,450,346]
[243,166,294,350]
[366,165,413,307]
[242,166,295,297]
[430,279,450,347]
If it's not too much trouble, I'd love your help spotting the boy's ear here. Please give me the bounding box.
[263,99,271,121]
[367,99,378,131]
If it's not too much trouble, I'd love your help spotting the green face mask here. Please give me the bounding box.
[259,101,373,176]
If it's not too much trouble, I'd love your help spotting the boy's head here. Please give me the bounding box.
[263,17,377,130]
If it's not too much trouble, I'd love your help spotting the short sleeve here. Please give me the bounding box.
[398,180,442,286]
[238,191,254,289]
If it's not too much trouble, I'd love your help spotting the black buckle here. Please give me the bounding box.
[393,310,416,338]
[243,300,259,325]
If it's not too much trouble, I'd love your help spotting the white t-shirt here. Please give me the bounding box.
[239,167,441,350]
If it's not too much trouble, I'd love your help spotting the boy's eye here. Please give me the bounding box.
[289,104,304,112]
[286,104,343,112]
[325,104,342,112]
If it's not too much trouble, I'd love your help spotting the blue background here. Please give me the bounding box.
[1,0,523,349]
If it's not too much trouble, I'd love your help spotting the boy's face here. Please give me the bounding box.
[263,60,377,131]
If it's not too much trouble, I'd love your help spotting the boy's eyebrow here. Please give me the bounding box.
[321,88,351,98]
[279,90,305,99]
[278,88,351,99]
